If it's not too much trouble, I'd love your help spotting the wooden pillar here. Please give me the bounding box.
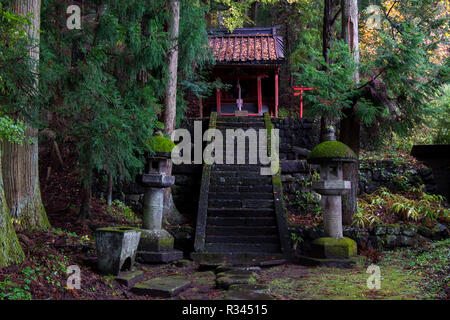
[216,88,221,115]
[257,76,262,115]
[275,72,279,118]
[199,97,203,118]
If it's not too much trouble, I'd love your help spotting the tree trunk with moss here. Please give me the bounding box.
[162,0,186,225]
[1,0,50,230]
[0,149,25,267]
[340,0,359,225]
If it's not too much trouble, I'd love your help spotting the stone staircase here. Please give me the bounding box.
[191,113,290,266]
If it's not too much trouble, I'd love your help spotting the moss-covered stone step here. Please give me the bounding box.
[209,185,273,193]
[242,199,274,208]
[215,122,266,129]
[114,270,144,289]
[206,226,278,237]
[173,259,194,268]
[205,235,279,244]
[208,199,241,208]
[215,265,262,274]
[192,112,289,263]
[131,277,191,297]
[228,284,269,294]
[216,277,256,290]
[212,164,262,172]
[191,252,286,267]
[216,270,259,279]
[207,216,277,227]
[225,283,273,300]
[208,198,274,209]
[210,176,272,186]
[238,185,273,193]
[204,243,281,253]
[208,192,274,200]
[207,208,275,217]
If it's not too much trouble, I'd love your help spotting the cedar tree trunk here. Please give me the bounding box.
[340,0,360,225]
[162,0,185,225]
[1,0,50,230]
[0,150,25,266]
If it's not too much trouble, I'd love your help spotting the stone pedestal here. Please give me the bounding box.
[299,236,358,267]
[138,229,182,263]
[143,188,164,230]
[323,196,343,238]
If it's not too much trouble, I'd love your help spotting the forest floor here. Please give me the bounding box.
[0,141,448,300]
[0,220,448,300]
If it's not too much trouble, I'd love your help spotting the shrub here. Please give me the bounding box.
[356,186,449,227]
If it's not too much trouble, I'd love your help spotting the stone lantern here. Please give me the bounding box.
[300,127,358,266]
[137,136,183,263]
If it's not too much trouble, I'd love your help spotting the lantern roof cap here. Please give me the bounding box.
[307,140,357,164]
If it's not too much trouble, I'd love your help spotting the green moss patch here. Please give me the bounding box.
[264,252,428,300]
[308,141,357,162]
[311,237,357,258]
[144,136,175,153]
[96,226,139,233]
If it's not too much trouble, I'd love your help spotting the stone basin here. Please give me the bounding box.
[95,227,141,275]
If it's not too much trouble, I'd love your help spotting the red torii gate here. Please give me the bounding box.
[293,87,315,118]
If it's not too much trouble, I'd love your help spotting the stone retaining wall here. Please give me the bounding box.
[359,160,438,195]
[168,222,449,258]
[271,118,320,160]
[289,223,449,256]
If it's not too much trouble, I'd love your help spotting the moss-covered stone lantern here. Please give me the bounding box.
[300,127,358,267]
[137,135,183,263]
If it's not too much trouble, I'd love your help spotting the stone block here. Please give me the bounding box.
[386,225,401,235]
[298,255,359,268]
[215,265,261,274]
[216,270,258,279]
[132,277,191,297]
[216,275,256,290]
[95,227,141,275]
[138,229,174,252]
[310,237,357,259]
[401,226,417,237]
[384,234,399,248]
[137,250,183,263]
[228,284,268,294]
[174,259,194,268]
[115,270,144,289]
[399,235,416,247]
[374,226,387,236]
